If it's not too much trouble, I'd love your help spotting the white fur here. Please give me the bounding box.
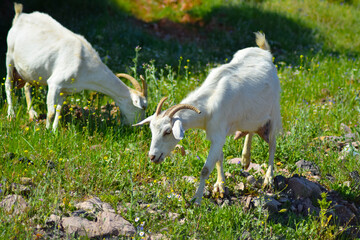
[135,32,282,204]
[5,4,147,130]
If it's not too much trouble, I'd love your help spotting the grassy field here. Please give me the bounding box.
[1,0,360,239]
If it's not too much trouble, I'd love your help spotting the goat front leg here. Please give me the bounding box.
[193,137,226,204]
[213,151,227,198]
[46,85,63,130]
[24,83,38,121]
[263,134,276,186]
[5,59,15,119]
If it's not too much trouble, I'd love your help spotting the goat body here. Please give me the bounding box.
[5,3,147,130]
[135,32,282,204]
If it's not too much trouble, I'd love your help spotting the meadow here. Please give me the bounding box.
[0,0,360,239]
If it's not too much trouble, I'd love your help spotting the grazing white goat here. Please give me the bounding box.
[134,32,282,204]
[5,3,147,130]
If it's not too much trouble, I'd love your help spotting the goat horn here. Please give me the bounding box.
[140,75,147,98]
[165,104,201,119]
[155,97,168,116]
[116,73,142,93]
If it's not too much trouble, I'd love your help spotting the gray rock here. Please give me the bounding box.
[61,211,135,238]
[46,214,61,227]
[274,175,287,191]
[247,175,256,185]
[288,176,322,201]
[10,183,31,196]
[20,177,33,186]
[0,194,28,215]
[182,176,196,183]
[75,196,115,213]
[302,198,319,216]
[295,159,320,176]
[333,204,358,226]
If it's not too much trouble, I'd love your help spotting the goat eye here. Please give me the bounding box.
[163,129,172,136]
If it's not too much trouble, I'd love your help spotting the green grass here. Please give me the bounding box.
[1,0,360,239]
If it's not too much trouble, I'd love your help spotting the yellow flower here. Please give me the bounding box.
[35,128,40,131]
[153,180,157,183]
[60,92,64,96]
[39,76,42,80]
[63,101,67,104]
[187,59,190,62]
[300,55,304,59]
[25,127,30,131]
[104,156,108,160]
[58,115,62,119]
[24,150,28,153]
[69,108,73,111]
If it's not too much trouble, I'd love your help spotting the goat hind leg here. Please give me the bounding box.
[25,83,38,120]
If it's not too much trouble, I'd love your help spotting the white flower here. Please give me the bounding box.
[139,231,145,236]
[140,221,145,227]
[135,217,140,222]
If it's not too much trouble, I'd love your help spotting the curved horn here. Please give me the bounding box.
[116,73,142,93]
[165,104,201,119]
[155,97,168,116]
[140,75,147,98]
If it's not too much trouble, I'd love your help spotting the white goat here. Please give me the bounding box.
[134,32,282,204]
[5,3,147,130]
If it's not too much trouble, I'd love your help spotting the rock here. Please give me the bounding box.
[234,182,245,191]
[302,198,319,216]
[168,212,180,221]
[46,214,61,227]
[274,175,287,191]
[295,159,320,176]
[288,176,322,201]
[0,194,28,214]
[227,157,242,165]
[147,233,167,240]
[340,123,352,134]
[350,171,360,184]
[97,211,136,237]
[10,183,31,196]
[75,197,115,213]
[182,176,196,183]
[247,162,264,175]
[325,174,336,183]
[241,230,253,240]
[253,196,281,213]
[246,175,256,185]
[20,177,33,185]
[333,204,358,226]
[61,211,135,238]
[3,152,15,160]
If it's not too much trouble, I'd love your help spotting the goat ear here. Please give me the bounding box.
[132,115,153,126]
[172,120,184,140]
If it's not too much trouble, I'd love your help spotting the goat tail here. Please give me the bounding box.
[254,32,270,51]
[13,3,23,24]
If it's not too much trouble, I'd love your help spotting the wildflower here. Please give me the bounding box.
[187,59,190,62]
[300,55,304,59]
[140,221,145,227]
[153,180,157,183]
[104,156,108,160]
[139,232,144,237]
[135,217,140,222]
[25,127,29,131]
[24,150,28,153]
[39,76,42,80]
[63,101,67,104]
[39,198,43,201]
[60,92,64,96]
[58,115,62,119]
[184,66,188,69]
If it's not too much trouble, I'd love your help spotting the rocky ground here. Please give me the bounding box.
[1,123,359,239]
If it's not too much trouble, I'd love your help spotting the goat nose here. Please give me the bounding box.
[149,155,156,161]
